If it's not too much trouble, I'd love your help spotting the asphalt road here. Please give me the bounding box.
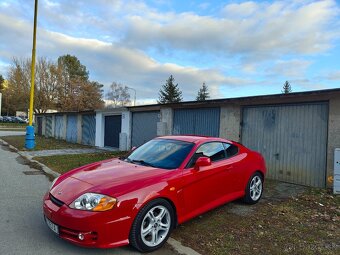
[0,140,177,255]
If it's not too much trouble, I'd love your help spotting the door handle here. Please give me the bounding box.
[226,166,233,171]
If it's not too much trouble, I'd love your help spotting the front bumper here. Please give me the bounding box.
[43,192,132,248]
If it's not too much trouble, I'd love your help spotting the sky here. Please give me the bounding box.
[0,0,339,105]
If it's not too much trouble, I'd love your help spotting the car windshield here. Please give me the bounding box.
[126,139,194,169]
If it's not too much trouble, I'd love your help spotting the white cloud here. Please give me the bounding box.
[324,70,340,81]
[266,59,312,78]
[0,12,251,101]
[122,0,339,61]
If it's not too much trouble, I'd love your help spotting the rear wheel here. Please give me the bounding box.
[129,198,174,252]
[244,172,263,204]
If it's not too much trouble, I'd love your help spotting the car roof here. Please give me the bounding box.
[157,135,235,144]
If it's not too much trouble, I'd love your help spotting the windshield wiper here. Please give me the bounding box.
[131,159,155,168]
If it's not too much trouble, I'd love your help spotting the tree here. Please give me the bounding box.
[57,54,89,81]
[196,82,210,101]
[0,74,4,92]
[106,82,131,107]
[158,75,183,104]
[3,56,104,114]
[282,81,292,94]
[56,54,104,111]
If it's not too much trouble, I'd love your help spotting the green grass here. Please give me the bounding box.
[1,135,92,151]
[0,122,26,128]
[34,152,127,174]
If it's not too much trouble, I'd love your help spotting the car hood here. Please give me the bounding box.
[50,159,173,205]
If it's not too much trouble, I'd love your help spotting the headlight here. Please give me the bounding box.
[69,193,117,212]
[50,177,59,190]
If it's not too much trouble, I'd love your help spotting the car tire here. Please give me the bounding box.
[129,198,175,253]
[243,172,263,204]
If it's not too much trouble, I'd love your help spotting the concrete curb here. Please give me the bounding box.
[0,138,61,179]
[0,138,201,255]
[167,238,201,255]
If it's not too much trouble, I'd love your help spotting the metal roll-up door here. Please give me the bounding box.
[104,115,121,148]
[131,111,160,147]
[241,102,328,187]
[66,115,78,143]
[37,117,42,136]
[82,114,96,146]
[45,116,52,137]
[55,115,64,139]
[173,108,220,137]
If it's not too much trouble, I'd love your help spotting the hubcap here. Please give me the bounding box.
[141,205,171,247]
[250,175,262,201]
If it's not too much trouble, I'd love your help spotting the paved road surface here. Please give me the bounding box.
[0,130,26,136]
[0,143,177,255]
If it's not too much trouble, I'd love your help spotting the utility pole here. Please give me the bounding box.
[25,0,38,149]
[127,87,137,106]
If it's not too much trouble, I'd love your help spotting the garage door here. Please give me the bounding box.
[131,111,160,147]
[66,115,78,143]
[173,108,220,137]
[241,103,328,187]
[45,116,52,137]
[37,117,42,136]
[55,115,64,139]
[104,115,121,148]
[82,114,96,146]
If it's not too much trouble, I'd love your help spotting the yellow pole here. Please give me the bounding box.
[25,0,38,149]
[29,0,38,126]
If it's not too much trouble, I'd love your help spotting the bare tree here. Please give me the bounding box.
[106,82,131,107]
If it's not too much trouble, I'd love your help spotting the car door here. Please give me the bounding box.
[180,142,232,218]
[222,142,246,194]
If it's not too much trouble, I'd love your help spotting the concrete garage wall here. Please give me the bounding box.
[219,105,241,142]
[327,97,340,187]
[158,108,173,136]
[95,108,127,149]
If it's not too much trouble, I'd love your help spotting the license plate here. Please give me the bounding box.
[45,217,59,235]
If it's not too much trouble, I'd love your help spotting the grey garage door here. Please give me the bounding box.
[82,114,96,146]
[66,115,78,143]
[45,116,52,137]
[241,103,328,187]
[55,115,64,140]
[131,111,160,147]
[104,115,121,148]
[173,108,220,137]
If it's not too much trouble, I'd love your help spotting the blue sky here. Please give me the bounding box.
[0,0,339,104]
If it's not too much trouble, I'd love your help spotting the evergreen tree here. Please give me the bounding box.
[196,82,210,101]
[158,75,183,103]
[282,81,292,94]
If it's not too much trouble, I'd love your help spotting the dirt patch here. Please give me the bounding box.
[172,180,339,255]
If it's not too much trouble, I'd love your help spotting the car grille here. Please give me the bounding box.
[50,194,65,207]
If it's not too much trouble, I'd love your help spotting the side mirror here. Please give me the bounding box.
[131,146,137,151]
[194,156,211,170]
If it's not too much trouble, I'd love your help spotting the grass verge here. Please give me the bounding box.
[1,135,92,151]
[172,181,340,255]
[0,122,26,128]
[34,152,127,174]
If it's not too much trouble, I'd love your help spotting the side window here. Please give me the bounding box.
[223,143,239,158]
[187,142,226,168]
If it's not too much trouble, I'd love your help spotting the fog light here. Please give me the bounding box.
[78,233,84,240]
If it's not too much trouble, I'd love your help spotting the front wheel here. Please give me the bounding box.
[243,172,263,204]
[129,199,175,252]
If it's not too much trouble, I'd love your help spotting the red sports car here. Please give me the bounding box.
[43,136,266,252]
